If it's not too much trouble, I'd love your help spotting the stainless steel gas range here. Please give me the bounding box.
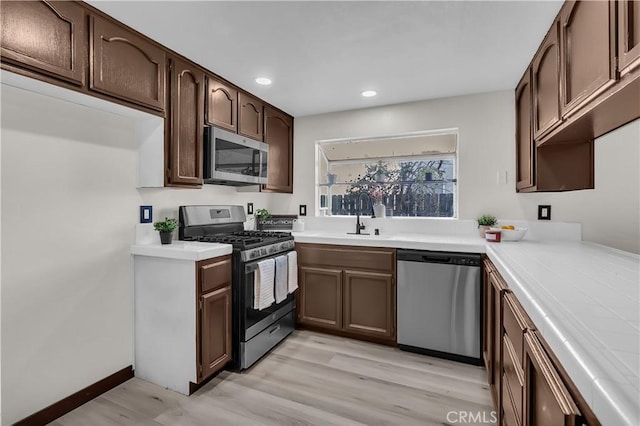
[179,205,296,370]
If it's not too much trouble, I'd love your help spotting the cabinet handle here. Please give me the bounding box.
[269,324,281,334]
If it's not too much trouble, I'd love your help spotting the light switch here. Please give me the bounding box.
[299,204,307,216]
[538,205,551,220]
[140,205,152,223]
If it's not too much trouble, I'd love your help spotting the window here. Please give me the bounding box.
[316,130,458,218]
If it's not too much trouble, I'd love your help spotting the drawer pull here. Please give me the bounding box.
[269,324,281,334]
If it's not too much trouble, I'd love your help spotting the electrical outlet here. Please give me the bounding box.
[538,205,551,220]
[299,204,307,216]
[247,203,254,215]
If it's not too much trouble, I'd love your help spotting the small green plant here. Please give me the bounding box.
[153,217,178,233]
[477,214,497,226]
[255,209,271,220]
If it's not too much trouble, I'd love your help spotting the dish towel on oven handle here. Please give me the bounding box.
[287,251,298,293]
[274,255,288,304]
[254,258,275,310]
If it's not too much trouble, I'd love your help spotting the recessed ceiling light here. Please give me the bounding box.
[361,90,377,97]
[255,77,272,85]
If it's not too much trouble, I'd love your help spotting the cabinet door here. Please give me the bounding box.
[618,0,640,75]
[262,106,293,193]
[238,92,263,141]
[515,70,534,191]
[90,15,165,111]
[298,266,342,330]
[560,1,616,117]
[200,286,231,381]
[482,261,494,383]
[205,76,237,132]
[167,56,204,186]
[343,270,395,339]
[490,272,509,426]
[523,332,580,426]
[532,20,561,139]
[0,1,85,85]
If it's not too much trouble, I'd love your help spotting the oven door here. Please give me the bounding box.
[204,126,268,185]
[242,253,296,341]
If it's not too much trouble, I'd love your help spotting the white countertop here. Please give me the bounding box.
[131,241,233,261]
[487,241,639,426]
[293,231,639,425]
[292,231,486,253]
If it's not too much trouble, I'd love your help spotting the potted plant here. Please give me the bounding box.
[255,208,271,230]
[477,214,497,238]
[154,217,178,245]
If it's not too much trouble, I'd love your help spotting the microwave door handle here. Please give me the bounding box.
[253,149,260,176]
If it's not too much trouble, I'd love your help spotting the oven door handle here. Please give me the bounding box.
[246,263,260,274]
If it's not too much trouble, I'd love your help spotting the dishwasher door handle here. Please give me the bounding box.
[421,255,452,264]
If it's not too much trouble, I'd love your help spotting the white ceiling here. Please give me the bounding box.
[86,1,563,117]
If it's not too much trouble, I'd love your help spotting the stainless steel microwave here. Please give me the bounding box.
[204,126,268,186]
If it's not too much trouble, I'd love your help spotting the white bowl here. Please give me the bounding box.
[497,227,528,241]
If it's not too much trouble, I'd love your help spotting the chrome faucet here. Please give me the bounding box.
[350,192,372,235]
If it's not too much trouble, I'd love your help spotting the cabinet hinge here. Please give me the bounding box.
[198,365,203,378]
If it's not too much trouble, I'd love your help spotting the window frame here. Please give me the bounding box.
[315,129,459,219]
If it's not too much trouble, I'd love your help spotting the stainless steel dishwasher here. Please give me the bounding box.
[397,249,482,365]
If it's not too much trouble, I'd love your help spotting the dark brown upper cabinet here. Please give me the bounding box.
[262,106,294,193]
[618,0,640,75]
[166,56,204,186]
[238,92,264,141]
[205,76,238,132]
[515,70,535,192]
[560,1,617,118]
[90,15,166,112]
[0,1,86,85]
[532,20,562,140]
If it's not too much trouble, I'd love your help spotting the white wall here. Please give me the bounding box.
[286,91,640,253]
[0,85,291,424]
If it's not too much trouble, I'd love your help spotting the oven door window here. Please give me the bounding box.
[215,139,260,177]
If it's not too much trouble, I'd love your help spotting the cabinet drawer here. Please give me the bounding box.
[296,244,395,273]
[503,335,524,423]
[503,293,533,363]
[198,255,232,294]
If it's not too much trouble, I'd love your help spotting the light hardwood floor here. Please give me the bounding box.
[52,330,496,425]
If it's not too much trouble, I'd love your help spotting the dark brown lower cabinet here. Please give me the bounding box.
[197,256,232,382]
[524,332,581,426]
[489,266,509,422]
[296,244,396,344]
[200,286,231,380]
[343,270,394,338]
[298,266,342,330]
